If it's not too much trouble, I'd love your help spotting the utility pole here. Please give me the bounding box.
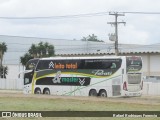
[108,12,126,56]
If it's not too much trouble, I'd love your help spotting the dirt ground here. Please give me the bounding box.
[0,89,160,105]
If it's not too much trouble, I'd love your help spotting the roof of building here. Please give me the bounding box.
[57,43,160,56]
[1,35,160,64]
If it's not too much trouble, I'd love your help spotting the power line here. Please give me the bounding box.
[0,12,109,19]
[124,12,160,14]
[0,11,160,20]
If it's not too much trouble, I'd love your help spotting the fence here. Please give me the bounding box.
[0,78,23,90]
[143,82,160,95]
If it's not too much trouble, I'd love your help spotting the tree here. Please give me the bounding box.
[28,44,37,58]
[0,42,7,67]
[0,42,7,78]
[0,66,8,79]
[20,42,55,66]
[81,34,104,42]
[20,53,34,66]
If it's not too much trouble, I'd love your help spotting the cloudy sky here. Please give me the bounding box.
[0,0,160,45]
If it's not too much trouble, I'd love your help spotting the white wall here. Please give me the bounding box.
[0,64,24,90]
[0,78,23,90]
[143,82,160,95]
[5,64,24,79]
[141,55,148,76]
[131,54,160,76]
[150,55,160,76]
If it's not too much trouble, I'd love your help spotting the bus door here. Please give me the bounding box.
[24,59,39,94]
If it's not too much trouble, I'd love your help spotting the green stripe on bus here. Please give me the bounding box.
[62,75,121,96]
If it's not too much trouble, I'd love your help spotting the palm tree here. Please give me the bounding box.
[46,44,55,57]
[0,42,7,67]
[29,44,38,58]
[20,42,55,66]
[0,66,8,79]
[81,37,87,41]
[37,42,45,57]
[88,34,98,42]
[81,34,104,42]
[20,53,33,66]
[0,42,7,78]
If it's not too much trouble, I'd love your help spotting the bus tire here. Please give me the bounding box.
[43,88,50,95]
[89,89,97,96]
[99,90,107,97]
[34,88,41,94]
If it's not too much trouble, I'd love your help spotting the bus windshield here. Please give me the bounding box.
[26,59,39,70]
[126,56,142,73]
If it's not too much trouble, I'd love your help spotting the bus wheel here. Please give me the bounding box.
[99,90,107,97]
[34,88,41,94]
[89,89,97,96]
[43,88,50,95]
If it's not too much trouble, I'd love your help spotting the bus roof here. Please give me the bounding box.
[39,56,127,60]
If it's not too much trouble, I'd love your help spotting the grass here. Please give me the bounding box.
[0,96,160,111]
[0,94,160,120]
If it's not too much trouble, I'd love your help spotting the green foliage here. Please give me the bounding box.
[20,53,34,66]
[1,95,160,111]
[0,42,7,65]
[20,42,55,66]
[81,34,104,42]
[0,66,8,79]
[0,42,7,55]
[0,42,7,78]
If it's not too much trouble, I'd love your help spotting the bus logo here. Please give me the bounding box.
[52,71,61,83]
[79,78,85,86]
[49,61,54,69]
[92,70,112,76]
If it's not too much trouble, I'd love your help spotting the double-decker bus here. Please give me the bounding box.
[23,56,143,97]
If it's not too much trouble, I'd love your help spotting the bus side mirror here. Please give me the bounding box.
[18,72,23,78]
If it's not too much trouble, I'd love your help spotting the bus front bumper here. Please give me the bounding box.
[23,85,32,94]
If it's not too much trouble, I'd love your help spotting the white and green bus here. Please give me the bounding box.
[23,56,143,97]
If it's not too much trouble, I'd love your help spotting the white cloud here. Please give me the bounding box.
[0,0,160,45]
[2,0,160,64]
[119,24,149,44]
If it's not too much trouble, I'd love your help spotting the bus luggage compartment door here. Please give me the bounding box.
[112,85,121,96]
[112,78,121,96]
